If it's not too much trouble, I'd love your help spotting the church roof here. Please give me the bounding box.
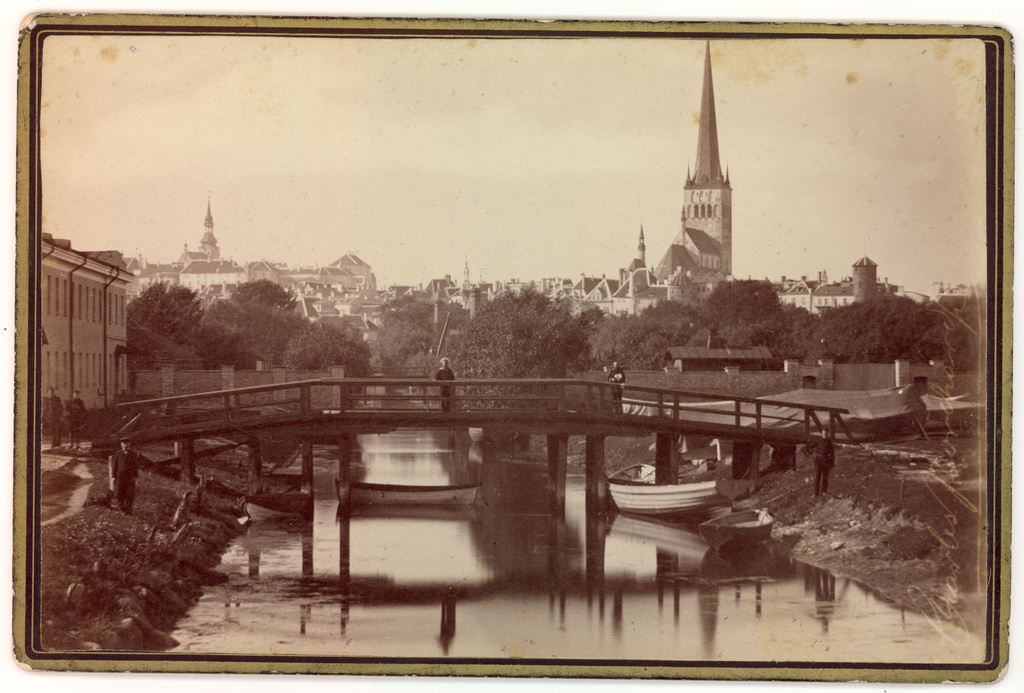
[653,243,702,282]
[684,227,721,256]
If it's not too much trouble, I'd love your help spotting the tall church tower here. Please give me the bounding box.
[681,42,732,275]
[200,199,220,261]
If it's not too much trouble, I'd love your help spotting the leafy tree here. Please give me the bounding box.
[701,279,785,349]
[126,283,203,345]
[198,297,306,368]
[231,279,297,311]
[589,301,702,370]
[284,322,372,374]
[375,296,470,371]
[813,295,948,363]
[449,290,591,378]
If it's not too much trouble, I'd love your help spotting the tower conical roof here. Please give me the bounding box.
[692,42,724,186]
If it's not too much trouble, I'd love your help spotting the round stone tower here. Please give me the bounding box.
[852,256,878,302]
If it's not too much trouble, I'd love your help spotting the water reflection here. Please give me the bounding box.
[173,430,985,664]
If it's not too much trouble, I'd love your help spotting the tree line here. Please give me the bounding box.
[128,280,372,375]
[129,279,983,379]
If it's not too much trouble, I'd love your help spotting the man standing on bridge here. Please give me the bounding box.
[435,357,456,412]
[607,361,626,414]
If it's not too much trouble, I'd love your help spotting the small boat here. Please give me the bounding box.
[698,508,774,548]
[607,464,726,516]
[244,491,313,522]
[347,480,480,507]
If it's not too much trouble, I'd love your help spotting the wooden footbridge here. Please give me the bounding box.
[98,378,851,510]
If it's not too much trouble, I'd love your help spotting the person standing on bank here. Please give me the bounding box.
[66,390,86,451]
[435,357,456,412]
[608,361,626,413]
[111,439,141,514]
[811,433,836,497]
[45,387,64,449]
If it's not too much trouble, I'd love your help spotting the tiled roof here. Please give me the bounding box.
[654,243,701,282]
[180,260,245,274]
[665,346,773,361]
[684,227,721,256]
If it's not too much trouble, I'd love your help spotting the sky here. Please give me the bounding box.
[36,24,991,297]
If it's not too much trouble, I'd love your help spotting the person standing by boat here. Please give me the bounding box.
[44,387,64,449]
[607,361,626,413]
[65,390,86,451]
[435,357,456,412]
[811,433,836,496]
[110,439,141,514]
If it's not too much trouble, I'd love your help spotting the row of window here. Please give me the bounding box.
[687,203,719,219]
[43,348,123,396]
[44,274,126,325]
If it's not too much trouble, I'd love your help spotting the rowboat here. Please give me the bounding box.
[698,508,774,548]
[347,480,480,507]
[607,464,727,516]
[244,491,313,522]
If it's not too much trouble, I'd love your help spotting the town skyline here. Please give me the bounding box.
[40,33,988,298]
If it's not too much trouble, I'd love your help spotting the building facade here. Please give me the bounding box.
[41,234,134,408]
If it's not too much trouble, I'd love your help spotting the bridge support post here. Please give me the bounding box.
[547,435,568,513]
[770,444,797,472]
[301,441,314,493]
[654,433,679,485]
[247,437,262,496]
[176,438,196,484]
[732,441,762,489]
[336,434,353,509]
[584,436,607,511]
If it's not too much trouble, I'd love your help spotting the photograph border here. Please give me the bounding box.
[12,12,1013,682]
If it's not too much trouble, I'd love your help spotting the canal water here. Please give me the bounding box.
[172,430,985,664]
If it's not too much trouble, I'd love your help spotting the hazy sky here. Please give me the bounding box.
[39,31,988,295]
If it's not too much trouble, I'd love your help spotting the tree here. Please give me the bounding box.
[375,296,438,370]
[198,296,306,369]
[284,322,372,375]
[702,279,785,349]
[813,295,949,363]
[449,290,591,378]
[589,301,702,370]
[231,279,297,311]
[126,283,203,345]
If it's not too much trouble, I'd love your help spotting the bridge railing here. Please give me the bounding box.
[107,377,851,441]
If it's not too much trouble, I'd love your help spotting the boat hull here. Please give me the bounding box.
[244,492,313,522]
[349,481,480,507]
[699,509,774,548]
[607,477,725,516]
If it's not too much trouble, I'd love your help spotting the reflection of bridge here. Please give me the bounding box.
[101,377,851,509]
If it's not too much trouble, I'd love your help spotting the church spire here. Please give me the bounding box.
[692,41,724,185]
[638,225,646,266]
[200,198,220,260]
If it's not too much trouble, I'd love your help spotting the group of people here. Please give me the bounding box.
[43,387,87,451]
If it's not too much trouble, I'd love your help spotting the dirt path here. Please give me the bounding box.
[39,451,103,526]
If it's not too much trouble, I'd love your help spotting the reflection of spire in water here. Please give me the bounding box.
[438,596,457,655]
[612,589,624,639]
[300,604,311,636]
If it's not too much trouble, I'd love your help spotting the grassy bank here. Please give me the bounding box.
[38,456,247,651]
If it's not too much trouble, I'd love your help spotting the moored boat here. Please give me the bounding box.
[244,491,313,522]
[348,480,480,507]
[698,508,774,548]
[607,463,727,516]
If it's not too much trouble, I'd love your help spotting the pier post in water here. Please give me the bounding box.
[584,435,607,511]
[336,434,353,510]
[654,432,679,485]
[247,436,263,495]
[301,440,314,493]
[546,434,568,512]
[731,441,762,489]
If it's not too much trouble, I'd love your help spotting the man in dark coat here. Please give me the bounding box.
[65,390,87,451]
[434,358,456,412]
[111,439,141,514]
[811,434,836,496]
[607,361,626,413]
[45,387,64,449]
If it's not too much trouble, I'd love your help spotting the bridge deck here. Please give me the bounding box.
[100,377,851,447]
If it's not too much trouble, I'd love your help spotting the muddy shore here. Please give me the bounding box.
[34,430,988,651]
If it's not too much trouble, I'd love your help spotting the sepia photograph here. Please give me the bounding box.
[10,7,1011,686]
